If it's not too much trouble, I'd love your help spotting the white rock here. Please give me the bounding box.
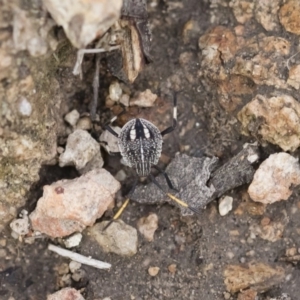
[10,217,30,236]
[120,94,130,106]
[78,151,104,175]
[76,117,92,130]
[63,233,83,248]
[109,81,123,102]
[59,129,99,170]
[18,96,32,116]
[100,126,121,153]
[218,196,233,216]
[69,261,82,273]
[248,153,300,204]
[90,220,138,256]
[130,89,157,107]
[64,109,80,127]
[137,213,158,241]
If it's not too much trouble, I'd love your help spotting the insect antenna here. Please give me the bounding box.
[148,174,201,215]
[102,178,138,231]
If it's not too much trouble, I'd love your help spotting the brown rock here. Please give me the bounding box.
[30,169,120,237]
[229,0,254,24]
[248,153,300,204]
[237,289,257,300]
[224,262,285,293]
[148,266,160,277]
[287,65,300,89]
[47,287,85,300]
[279,0,300,35]
[137,213,158,242]
[254,0,280,32]
[130,89,157,107]
[249,220,285,242]
[238,95,300,151]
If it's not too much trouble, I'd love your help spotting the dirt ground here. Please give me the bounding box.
[1,0,300,299]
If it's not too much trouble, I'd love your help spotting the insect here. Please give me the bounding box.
[103,93,200,229]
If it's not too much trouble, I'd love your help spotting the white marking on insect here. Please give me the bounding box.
[130,124,136,140]
[143,126,150,138]
[173,106,177,119]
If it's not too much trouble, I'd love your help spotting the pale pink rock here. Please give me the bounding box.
[130,89,157,107]
[30,169,120,237]
[248,153,300,204]
[137,213,158,241]
[47,287,85,300]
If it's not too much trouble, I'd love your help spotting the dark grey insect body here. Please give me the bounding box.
[118,118,163,177]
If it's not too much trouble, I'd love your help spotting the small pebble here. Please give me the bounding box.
[0,239,7,247]
[130,89,157,107]
[10,218,29,235]
[218,196,233,216]
[286,247,297,257]
[64,109,80,127]
[63,233,82,248]
[18,96,32,116]
[137,213,158,242]
[240,257,246,263]
[226,251,235,259]
[261,217,271,226]
[168,264,177,274]
[115,170,127,182]
[71,269,86,282]
[120,94,130,106]
[69,261,82,273]
[0,248,7,258]
[148,266,160,276]
[76,117,92,130]
[109,81,122,102]
[223,292,231,300]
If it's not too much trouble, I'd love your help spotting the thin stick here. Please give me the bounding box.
[48,244,111,269]
[73,46,120,77]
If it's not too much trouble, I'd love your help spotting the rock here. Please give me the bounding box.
[137,213,158,241]
[114,170,127,182]
[287,65,300,89]
[218,196,233,216]
[254,1,280,32]
[47,287,85,300]
[269,295,291,300]
[59,129,99,170]
[249,219,285,242]
[229,0,254,24]
[30,169,120,238]
[10,217,30,236]
[132,154,218,216]
[224,263,285,293]
[63,233,83,248]
[199,26,291,113]
[43,0,122,48]
[69,261,81,274]
[148,266,160,276]
[130,89,157,107]
[237,289,257,300]
[89,220,138,257]
[100,126,121,153]
[76,117,92,131]
[238,95,300,151]
[120,94,130,107]
[279,0,300,35]
[78,152,104,175]
[248,153,300,204]
[109,81,123,102]
[18,96,32,117]
[64,109,80,127]
[168,264,177,274]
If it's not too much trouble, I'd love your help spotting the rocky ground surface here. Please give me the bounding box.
[1,0,300,300]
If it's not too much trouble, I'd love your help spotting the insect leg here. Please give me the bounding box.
[102,178,138,231]
[149,173,201,215]
[152,165,179,192]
